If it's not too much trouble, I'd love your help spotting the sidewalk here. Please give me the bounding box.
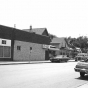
[0,60,76,65]
[0,60,51,65]
[0,59,76,65]
[77,83,88,88]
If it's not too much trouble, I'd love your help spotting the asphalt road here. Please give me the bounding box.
[0,61,88,88]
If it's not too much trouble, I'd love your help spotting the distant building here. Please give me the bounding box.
[23,26,49,36]
[51,37,73,57]
[51,37,68,49]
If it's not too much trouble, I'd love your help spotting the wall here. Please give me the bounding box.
[13,40,45,61]
[58,40,66,48]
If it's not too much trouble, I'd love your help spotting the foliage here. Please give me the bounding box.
[49,34,57,40]
[67,36,88,53]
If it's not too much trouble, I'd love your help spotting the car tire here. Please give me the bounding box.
[75,58,77,61]
[65,60,68,62]
[50,60,55,63]
[75,60,77,61]
[80,72,85,77]
[58,60,60,63]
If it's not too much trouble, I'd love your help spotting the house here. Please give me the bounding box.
[51,37,73,57]
[23,26,49,36]
[0,25,50,61]
[51,37,67,49]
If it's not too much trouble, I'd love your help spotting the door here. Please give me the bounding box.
[45,50,49,60]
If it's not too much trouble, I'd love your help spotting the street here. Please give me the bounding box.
[0,61,88,88]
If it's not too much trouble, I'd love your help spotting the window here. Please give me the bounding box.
[17,46,21,51]
[4,46,11,57]
[2,40,6,44]
[30,47,32,50]
[0,46,11,58]
[0,46,3,57]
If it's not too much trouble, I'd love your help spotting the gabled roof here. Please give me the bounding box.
[51,37,74,50]
[31,28,46,35]
[23,28,49,36]
[51,37,65,43]
[64,38,75,48]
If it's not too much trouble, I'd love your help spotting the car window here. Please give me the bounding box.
[80,59,88,62]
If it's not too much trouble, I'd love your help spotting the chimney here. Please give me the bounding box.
[14,24,16,28]
[29,25,35,33]
[30,25,32,32]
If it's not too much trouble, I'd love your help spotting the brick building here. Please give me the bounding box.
[0,25,50,61]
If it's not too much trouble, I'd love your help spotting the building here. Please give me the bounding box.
[51,37,67,48]
[23,26,49,36]
[0,25,50,61]
[51,37,73,57]
[23,27,60,58]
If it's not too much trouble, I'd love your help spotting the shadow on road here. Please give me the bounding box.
[50,60,76,63]
[76,75,88,81]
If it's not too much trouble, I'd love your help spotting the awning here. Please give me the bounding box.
[49,48,60,51]
[42,44,60,51]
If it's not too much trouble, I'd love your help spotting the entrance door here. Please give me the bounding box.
[45,50,49,60]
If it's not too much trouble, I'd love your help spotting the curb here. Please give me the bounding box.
[0,61,51,65]
[0,62,30,65]
[0,60,75,65]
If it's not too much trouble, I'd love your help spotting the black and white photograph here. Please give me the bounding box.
[0,0,88,88]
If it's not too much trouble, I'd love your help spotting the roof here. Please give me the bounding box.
[0,25,50,45]
[23,28,48,35]
[64,38,74,48]
[51,37,65,43]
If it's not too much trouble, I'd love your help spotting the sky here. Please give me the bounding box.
[0,0,88,38]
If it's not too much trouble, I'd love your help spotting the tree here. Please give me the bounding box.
[49,34,57,40]
[67,36,88,53]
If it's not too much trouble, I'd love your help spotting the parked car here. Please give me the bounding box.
[74,53,88,61]
[50,55,70,62]
[74,59,88,77]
